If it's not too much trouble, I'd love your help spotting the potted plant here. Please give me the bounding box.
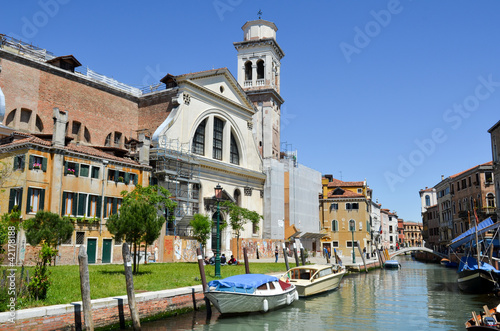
[118,176,124,182]
[33,162,41,170]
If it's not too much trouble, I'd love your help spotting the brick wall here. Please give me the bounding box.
[0,286,204,330]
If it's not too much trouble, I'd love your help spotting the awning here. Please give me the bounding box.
[448,217,500,250]
[299,232,327,240]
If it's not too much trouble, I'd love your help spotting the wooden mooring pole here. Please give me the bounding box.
[122,243,141,330]
[300,244,306,266]
[196,248,211,318]
[293,243,300,267]
[282,243,290,271]
[243,247,250,274]
[357,242,368,273]
[78,245,94,331]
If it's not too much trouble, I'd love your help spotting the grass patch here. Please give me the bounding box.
[1,262,288,311]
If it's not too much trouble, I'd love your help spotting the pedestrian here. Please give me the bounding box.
[275,246,279,263]
[363,247,367,259]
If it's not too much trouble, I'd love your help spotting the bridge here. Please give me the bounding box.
[389,247,446,259]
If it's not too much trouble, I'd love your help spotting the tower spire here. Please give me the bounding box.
[257,9,262,19]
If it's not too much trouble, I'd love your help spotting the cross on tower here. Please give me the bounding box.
[257,9,262,19]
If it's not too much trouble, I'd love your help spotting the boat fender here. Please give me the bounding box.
[286,294,291,305]
[263,299,269,312]
[294,290,299,301]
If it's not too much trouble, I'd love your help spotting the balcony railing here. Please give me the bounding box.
[244,80,252,87]
[256,79,265,86]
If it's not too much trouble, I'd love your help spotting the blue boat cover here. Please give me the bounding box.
[458,256,500,274]
[449,218,500,250]
[208,274,278,289]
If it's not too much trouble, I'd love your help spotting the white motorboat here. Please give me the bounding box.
[284,264,346,297]
[206,274,298,314]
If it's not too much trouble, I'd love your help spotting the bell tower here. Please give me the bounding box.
[234,19,285,159]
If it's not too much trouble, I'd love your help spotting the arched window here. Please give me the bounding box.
[213,118,224,160]
[257,60,264,79]
[487,193,495,208]
[425,195,430,206]
[192,119,206,155]
[230,133,239,165]
[245,61,252,81]
[105,133,112,146]
[331,220,338,232]
[234,189,241,206]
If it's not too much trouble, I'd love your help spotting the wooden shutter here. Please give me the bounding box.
[39,189,45,210]
[62,192,67,215]
[96,196,102,218]
[29,155,34,170]
[78,193,86,216]
[133,173,138,185]
[74,163,79,177]
[20,155,25,172]
[26,188,32,213]
[64,161,68,175]
[17,188,23,212]
[42,157,47,172]
[115,170,120,181]
[124,172,130,184]
[103,197,108,218]
[8,189,16,212]
[112,198,117,215]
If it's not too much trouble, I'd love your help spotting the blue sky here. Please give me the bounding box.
[2,1,499,222]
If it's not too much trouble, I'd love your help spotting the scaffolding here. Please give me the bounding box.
[151,137,201,237]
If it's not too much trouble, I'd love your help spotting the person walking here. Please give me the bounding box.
[275,246,279,263]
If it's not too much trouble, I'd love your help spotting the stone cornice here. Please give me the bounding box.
[233,38,285,60]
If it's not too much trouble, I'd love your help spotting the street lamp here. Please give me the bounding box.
[349,220,356,264]
[214,184,223,278]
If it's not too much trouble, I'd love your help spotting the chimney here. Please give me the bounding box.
[441,175,444,180]
[138,133,150,166]
[52,108,68,147]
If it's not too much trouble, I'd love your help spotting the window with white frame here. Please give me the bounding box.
[27,187,44,213]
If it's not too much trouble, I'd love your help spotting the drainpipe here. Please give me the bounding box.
[100,160,108,236]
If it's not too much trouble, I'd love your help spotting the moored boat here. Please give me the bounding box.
[440,258,458,268]
[384,260,401,269]
[465,304,500,330]
[206,274,298,314]
[457,256,500,294]
[284,264,346,297]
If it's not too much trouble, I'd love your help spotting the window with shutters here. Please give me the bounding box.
[77,193,88,217]
[13,155,25,171]
[27,187,44,213]
[9,188,23,213]
[29,155,47,172]
[87,195,100,218]
[117,171,125,183]
[108,169,117,181]
[65,161,78,176]
[104,197,121,218]
[80,164,90,177]
[62,192,76,216]
[331,220,338,232]
[91,166,100,179]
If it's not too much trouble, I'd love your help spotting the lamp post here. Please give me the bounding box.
[350,220,356,264]
[214,184,223,278]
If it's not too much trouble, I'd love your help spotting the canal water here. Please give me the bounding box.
[142,256,499,330]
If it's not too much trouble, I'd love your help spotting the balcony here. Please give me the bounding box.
[244,80,252,87]
[256,79,265,86]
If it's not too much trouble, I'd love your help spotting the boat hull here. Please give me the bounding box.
[292,270,346,297]
[205,286,297,314]
[458,269,498,293]
[384,260,400,269]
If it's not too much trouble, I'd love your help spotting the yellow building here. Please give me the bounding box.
[319,175,372,262]
[1,109,152,265]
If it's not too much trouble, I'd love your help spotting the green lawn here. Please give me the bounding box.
[1,262,288,311]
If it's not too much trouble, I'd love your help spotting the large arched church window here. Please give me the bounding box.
[192,119,206,155]
[230,133,239,165]
[213,118,224,160]
[244,61,252,81]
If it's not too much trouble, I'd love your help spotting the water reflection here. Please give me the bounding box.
[142,256,499,330]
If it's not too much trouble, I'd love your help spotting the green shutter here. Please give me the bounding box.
[115,170,119,182]
[87,196,91,216]
[64,161,68,175]
[133,174,138,185]
[96,196,102,218]
[72,193,78,216]
[39,189,45,211]
[26,188,32,213]
[9,189,16,212]
[124,172,130,184]
[42,157,47,172]
[78,193,86,216]
[80,165,89,177]
[112,198,117,215]
[74,163,79,177]
[20,155,25,172]
[29,155,34,170]
[103,197,108,218]
[12,156,18,170]
[62,192,67,215]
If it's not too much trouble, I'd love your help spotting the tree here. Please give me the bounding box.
[23,210,74,251]
[189,213,212,256]
[221,201,262,260]
[22,211,73,299]
[0,206,22,254]
[106,185,176,273]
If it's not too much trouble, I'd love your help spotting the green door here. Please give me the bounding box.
[87,238,97,264]
[102,239,112,263]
